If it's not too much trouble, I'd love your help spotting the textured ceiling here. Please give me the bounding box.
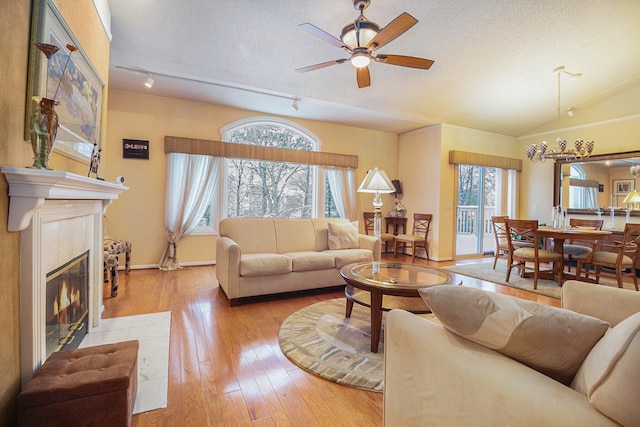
[107,0,640,136]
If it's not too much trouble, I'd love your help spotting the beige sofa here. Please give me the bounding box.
[384,281,640,426]
[216,218,380,305]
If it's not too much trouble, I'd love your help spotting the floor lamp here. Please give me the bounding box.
[357,167,396,237]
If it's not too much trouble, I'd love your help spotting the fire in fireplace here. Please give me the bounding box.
[45,251,89,358]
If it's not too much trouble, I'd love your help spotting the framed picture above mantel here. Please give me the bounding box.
[25,0,105,162]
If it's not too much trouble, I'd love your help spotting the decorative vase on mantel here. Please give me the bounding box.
[30,96,59,170]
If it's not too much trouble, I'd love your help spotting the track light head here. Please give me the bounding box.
[144,74,154,88]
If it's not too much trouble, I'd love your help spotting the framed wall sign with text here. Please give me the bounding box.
[123,139,149,159]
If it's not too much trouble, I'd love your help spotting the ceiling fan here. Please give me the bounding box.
[296,0,434,89]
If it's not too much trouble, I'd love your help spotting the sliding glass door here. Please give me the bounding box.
[456,165,499,256]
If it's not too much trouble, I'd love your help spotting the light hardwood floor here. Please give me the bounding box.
[103,254,559,426]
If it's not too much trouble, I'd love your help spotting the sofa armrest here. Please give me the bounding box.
[562,280,640,326]
[215,236,241,300]
[358,234,381,260]
[383,310,617,427]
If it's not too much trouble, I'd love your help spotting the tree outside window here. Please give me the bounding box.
[191,119,339,233]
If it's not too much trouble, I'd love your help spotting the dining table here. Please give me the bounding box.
[535,226,612,283]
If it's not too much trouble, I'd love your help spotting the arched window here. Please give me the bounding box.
[220,117,335,218]
[192,117,342,234]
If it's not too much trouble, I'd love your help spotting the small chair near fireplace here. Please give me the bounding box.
[103,216,132,296]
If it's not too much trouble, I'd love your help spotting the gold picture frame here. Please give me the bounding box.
[25,0,104,161]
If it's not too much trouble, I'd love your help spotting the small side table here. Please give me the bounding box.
[385,216,407,236]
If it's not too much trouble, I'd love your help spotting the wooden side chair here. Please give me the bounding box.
[394,213,432,262]
[576,223,640,291]
[491,215,509,269]
[505,219,563,289]
[563,218,604,272]
[103,216,132,283]
[363,212,395,253]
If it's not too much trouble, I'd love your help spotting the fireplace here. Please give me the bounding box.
[1,166,128,385]
[46,251,89,357]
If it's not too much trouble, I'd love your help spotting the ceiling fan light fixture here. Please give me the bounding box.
[351,51,370,68]
[340,18,380,49]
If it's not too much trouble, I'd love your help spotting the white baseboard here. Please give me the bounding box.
[117,261,216,271]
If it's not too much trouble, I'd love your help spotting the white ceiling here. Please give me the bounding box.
[107,0,640,136]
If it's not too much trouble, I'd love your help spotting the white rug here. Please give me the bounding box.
[79,311,171,414]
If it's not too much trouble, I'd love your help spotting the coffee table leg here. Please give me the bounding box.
[370,290,383,353]
[345,298,354,318]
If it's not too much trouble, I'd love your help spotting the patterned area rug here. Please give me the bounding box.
[444,261,635,299]
[279,298,437,393]
[279,298,386,392]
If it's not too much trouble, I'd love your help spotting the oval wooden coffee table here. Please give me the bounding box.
[340,261,460,352]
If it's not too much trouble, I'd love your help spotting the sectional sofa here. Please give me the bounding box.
[216,217,380,305]
[384,280,640,426]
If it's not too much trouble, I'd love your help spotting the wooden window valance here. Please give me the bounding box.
[165,136,358,168]
[448,150,522,172]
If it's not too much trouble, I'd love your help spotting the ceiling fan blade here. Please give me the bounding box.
[367,12,418,51]
[375,54,434,70]
[296,58,347,73]
[357,67,371,88]
[298,23,348,49]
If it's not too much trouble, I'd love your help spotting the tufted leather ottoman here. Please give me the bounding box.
[17,340,139,427]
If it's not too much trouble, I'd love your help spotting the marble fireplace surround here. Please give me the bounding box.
[2,167,128,385]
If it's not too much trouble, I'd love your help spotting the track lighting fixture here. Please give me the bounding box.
[144,74,154,88]
[292,99,300,111]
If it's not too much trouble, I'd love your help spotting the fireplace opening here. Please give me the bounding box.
[45,250,89,358]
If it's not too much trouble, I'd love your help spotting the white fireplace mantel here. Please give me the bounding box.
[2,166,128,231]
[2,166,129,385]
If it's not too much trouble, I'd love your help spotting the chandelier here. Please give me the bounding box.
[526,66,594,163]
[631,165,640,177]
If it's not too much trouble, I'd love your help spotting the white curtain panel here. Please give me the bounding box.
[159,153,221,270]
[326,167,357,221]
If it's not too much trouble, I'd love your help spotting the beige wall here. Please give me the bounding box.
[105,90,399,267]
[0,1,109,423]
[399,124,519,261]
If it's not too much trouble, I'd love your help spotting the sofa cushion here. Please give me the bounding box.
[571,311,640,426]
[323,248,373,269]
[419,285,609,384]
[285,251,335,272]
[239,253,292,277]
[327,221,359,250]
[274,219,317,253]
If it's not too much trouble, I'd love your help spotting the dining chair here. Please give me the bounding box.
[505,219,563,289]
[363,212,395,253]
[394,213,432,262]
[491,215,509,269]
[576,223,640,291]
[563,218,604,272]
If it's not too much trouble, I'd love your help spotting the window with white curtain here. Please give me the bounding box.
[189,117,342,234]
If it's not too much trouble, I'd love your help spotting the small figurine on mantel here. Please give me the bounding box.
[88,142,103,180]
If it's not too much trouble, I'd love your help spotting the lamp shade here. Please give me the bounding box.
[623,191,640,204]
[357,167,395,193]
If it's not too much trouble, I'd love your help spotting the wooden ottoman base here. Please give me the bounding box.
[17,340,139,427]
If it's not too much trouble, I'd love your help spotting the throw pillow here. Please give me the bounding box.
[327,221,359,250]
[571,311,640,427]
[419,285,610,384]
